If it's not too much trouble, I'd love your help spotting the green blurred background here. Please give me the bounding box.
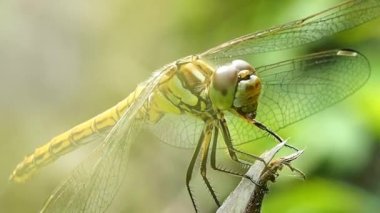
[1,0,379,212]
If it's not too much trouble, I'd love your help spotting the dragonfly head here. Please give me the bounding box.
[209,59,261,117]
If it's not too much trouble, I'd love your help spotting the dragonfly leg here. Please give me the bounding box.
[199,124,221,207]
[186,127,203,212]
[186,122,220,211]
[210,126,261,187]
[219,118,267,166]
[252,120,299,151]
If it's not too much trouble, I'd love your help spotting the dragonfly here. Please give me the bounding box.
[9,0,380,212]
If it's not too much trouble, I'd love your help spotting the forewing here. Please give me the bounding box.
[227,49,370,145]
[40,66,170,213]
[201,0,380,61]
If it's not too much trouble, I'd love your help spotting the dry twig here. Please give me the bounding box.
[217,141,304,213]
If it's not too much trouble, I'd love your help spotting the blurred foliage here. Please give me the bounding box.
[0,0,379,212]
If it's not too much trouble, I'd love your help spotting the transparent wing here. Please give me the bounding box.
[150,50,370,148]
[201,0,380,61]
[148,113,204,149]
[148,113,233,149]
[226,49,370,145]
[40,65,172,212]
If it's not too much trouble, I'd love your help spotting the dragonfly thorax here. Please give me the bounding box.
[209,60,261,116]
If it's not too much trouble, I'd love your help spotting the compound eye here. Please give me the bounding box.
[210,64,239,110]
[232,60,254,72]
[214,65,238,90]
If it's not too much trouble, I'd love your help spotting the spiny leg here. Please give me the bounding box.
[252,119,298,151]
[199,123,220,207]
[186,124,205,212]
[186,122,220,211]
[219,118,266,165]
[212,119,263,186]
[210,126,247,178]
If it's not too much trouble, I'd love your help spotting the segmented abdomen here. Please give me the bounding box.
[9,85,146,183]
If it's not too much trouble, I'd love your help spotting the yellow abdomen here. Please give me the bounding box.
[9,86,144,183]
